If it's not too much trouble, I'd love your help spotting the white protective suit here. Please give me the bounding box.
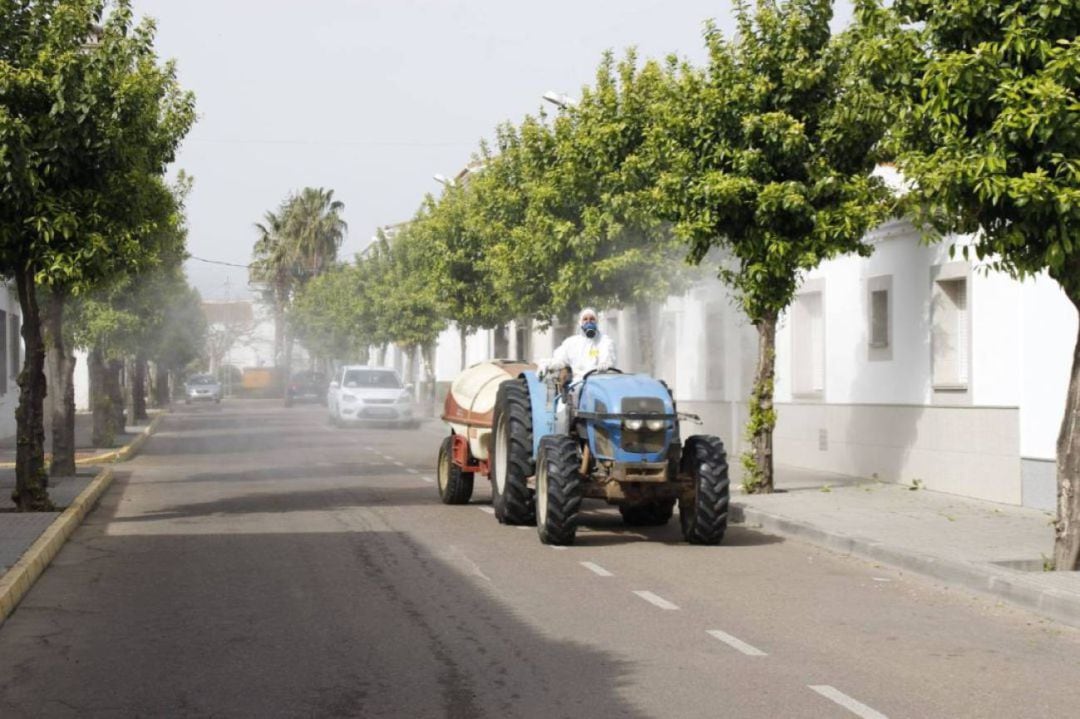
[543,328,617,381]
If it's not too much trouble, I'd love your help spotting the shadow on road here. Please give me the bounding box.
[0,525,651,718]
[109,485,439,522]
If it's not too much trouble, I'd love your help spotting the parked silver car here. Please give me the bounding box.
[327,366,416,427]
[184,374,222,404]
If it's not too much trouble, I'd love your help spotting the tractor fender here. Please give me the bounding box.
[522,370,559,458]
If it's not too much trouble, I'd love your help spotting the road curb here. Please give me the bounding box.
[731,502,1080,630]
[0,466,115,625]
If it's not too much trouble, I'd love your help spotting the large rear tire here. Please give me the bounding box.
[437,435,474,505]
[679,435,729,545]
[619,498,675,527]
[490,378,535,525]
[536,436,583,545]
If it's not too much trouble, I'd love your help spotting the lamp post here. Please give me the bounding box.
[542,90,577,110]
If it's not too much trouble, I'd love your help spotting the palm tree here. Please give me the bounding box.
[250,188,347,383]
[250,208,291,366]
[282,187,347,287]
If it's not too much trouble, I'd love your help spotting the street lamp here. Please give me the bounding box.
[433,174,454,188]
[543,90,577,109]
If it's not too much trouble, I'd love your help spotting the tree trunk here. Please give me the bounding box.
[634,301,656,375]
[153,362,170,407]
[459,325,468,370]
[273,292,285,367]
[45,293,77,478]
[90,348,115,448]
[13,267,52,510]
[282,323,294,399]
[1054,300,1080,570]
[107,358,125,436]
[494,324,509,359]
[133,354,148,422]
[746,313,778,494]
[422,342,437,408]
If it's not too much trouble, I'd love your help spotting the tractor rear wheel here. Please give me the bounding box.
[619,499,675,527]
[437,435,474,505]
[490,377,535,525]
[679,435,729,545]
[536,435,583,545]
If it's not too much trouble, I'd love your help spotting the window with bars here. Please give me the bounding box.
[792,289,825,396]
[932,277,969,388]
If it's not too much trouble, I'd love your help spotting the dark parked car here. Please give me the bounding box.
[286,371,328,406]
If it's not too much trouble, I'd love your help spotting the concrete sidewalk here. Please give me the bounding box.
[732,464,1080,628]
[0,411,148,466]
[0,413,159,574]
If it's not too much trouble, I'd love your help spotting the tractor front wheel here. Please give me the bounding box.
[679,435,729,545]
[437,435,474,505]
[536,436,583,545]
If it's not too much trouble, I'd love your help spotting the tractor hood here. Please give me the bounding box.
[579,373,674,416]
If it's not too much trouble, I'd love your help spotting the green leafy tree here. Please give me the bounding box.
[290,263,377,364]
[651,0,894,493]
[0,0,194,507]
[355,225,446,395]
[542,50,697,371]
[871,0,1080,568]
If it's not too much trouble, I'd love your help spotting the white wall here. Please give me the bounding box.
[1019,274,1078,459]
[0,284,22,439]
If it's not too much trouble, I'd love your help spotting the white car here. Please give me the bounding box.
[327,366,417,428]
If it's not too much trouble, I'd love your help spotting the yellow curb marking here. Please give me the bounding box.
[0,466,115,626]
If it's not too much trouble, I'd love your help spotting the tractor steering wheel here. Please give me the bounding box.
[581,367,623,383]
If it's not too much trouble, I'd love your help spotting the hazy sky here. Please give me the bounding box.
[134,0,852,300]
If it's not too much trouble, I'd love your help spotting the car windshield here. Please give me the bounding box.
[189,375,216,385]
[342,370,400,389]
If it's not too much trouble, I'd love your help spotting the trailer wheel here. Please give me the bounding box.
[536,435,583,545]
[619,499,675,527]
[679,435,729,545]
[490,378,535,525]
[437,435,474,505]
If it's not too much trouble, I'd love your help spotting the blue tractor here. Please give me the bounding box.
[489,368,729,545]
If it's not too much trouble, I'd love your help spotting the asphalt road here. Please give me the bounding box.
[0,399,1078,718]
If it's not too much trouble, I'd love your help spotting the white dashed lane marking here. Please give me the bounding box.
[406,468,418,474]
[393,461,406,467]
[808,686,888,719]
[632,591,679,610]
[580,561,613,577]
[478,506,496,515]
[422,476,435,483]
[706,629,767,657]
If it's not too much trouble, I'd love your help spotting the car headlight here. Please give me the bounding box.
[646,419,667,432]
[624,418,644,431]
[341,394,358,403]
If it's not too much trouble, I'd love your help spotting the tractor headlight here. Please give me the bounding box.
[624,418,644,431]
[646,419,666,432]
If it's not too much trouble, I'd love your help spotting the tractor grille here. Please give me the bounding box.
[620,396,667,453]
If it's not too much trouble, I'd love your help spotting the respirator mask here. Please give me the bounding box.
[581,320,598,339]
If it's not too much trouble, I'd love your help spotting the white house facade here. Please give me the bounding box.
[399,219,1076,512]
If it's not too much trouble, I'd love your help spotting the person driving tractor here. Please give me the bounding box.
[539,307,617,386]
